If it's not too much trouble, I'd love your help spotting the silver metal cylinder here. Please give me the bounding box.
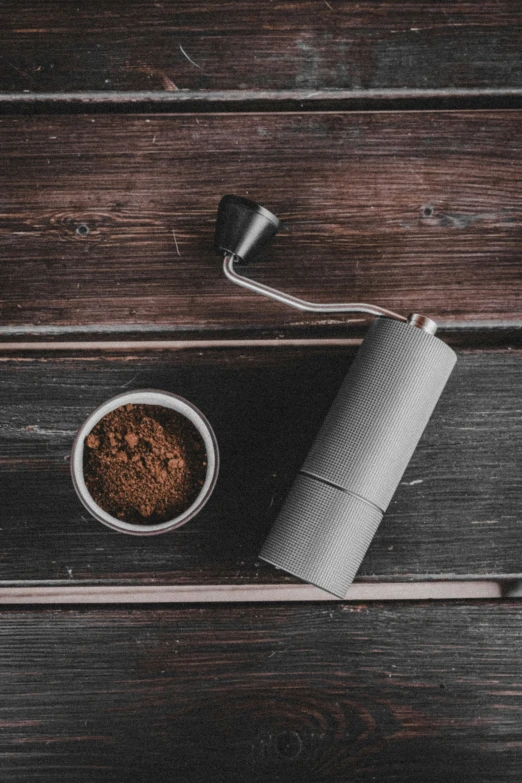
[260,317,457,598]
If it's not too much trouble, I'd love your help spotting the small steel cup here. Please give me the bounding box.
[70,389,219,535]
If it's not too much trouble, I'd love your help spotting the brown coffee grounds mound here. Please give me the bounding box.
[83,403,207,524]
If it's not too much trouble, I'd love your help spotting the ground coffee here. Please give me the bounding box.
[83,403,207,524]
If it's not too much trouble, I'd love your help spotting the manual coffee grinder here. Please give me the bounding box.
[214,195,457,598]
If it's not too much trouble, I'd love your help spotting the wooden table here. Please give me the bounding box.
[0,2,521,780]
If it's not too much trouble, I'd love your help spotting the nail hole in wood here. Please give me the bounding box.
[274,731,303,760]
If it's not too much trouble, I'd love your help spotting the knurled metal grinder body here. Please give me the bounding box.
[260,316,457,598]
[213,194,458,600]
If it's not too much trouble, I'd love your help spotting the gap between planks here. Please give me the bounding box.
[1,88,522,112]
[0,581,517,604]
[0,321,519,350]
[0,324,521,352]
[0,339,363,352]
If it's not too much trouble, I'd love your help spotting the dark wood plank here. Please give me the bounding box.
[0,1,521,94]
[0,602,520,781]
[0,344,520,585]
[0,111,521,338]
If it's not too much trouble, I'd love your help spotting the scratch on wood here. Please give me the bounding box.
[120,373,140,389]
[179,44,201,69]
[172,229,181,257]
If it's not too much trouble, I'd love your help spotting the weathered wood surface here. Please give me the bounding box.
[0,345,519,585]
[0,602,520,781]
[1,1,521,96]
[0,112,521,338]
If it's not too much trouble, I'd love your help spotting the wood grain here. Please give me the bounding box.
[0,602,520,781]
[0,111,521,338]
[0,1,521,95]
[0,344,520,586]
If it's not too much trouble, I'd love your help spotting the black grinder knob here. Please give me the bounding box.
[214,195,281,264]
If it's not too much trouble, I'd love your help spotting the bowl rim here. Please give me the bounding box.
[70,389,219,535]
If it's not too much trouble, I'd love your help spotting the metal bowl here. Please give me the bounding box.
[70,389,219,535]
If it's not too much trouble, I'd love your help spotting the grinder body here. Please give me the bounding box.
[260,316,457,598]
[213,194,458,599]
